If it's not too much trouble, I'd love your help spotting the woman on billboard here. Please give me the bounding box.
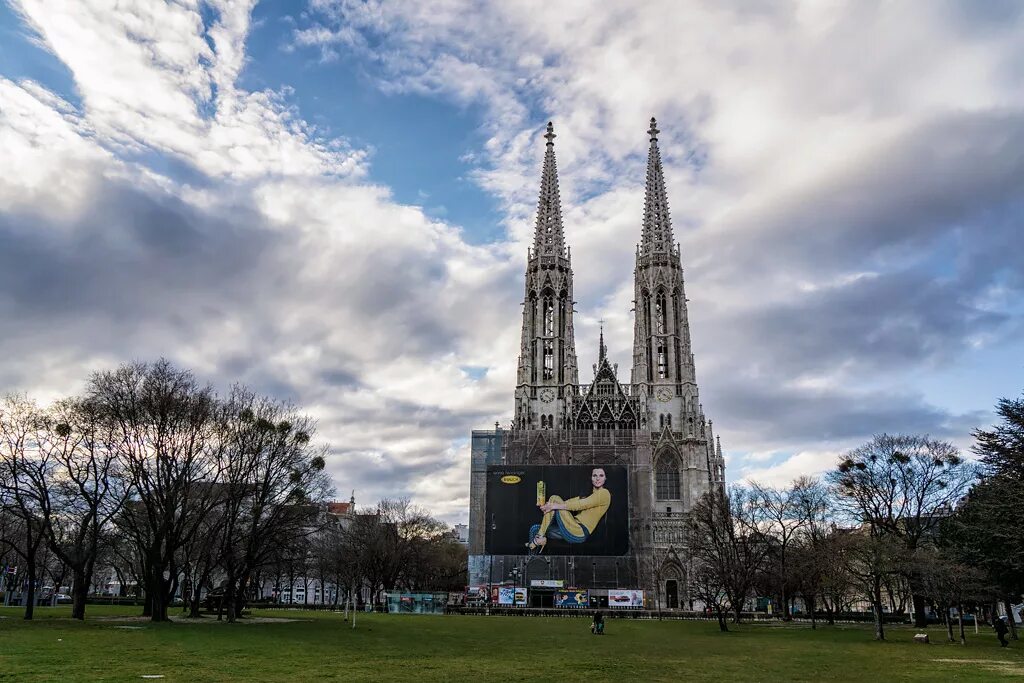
[526,467,611,553]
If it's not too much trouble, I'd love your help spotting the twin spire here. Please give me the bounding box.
[533,122,566,257]
[641,117,674,255]
[532,118,674,257]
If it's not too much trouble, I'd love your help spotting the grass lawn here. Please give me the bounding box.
[1,606,1022,682]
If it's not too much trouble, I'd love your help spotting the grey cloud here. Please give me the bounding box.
[693,111,1024,282]
[705,376,988,448]
[699,267,1012,380]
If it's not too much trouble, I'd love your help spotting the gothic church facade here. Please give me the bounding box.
[468,119,725,609]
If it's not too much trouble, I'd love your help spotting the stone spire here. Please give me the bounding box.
[533,122,566,257]
[640,117,674,255]
[598,320,607,363]
[514,121,578,430]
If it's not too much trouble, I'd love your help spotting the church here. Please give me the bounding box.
[468,118,726,610]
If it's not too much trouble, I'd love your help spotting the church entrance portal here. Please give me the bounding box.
[665,580,679,608]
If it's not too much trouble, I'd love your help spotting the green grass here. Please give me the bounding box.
[1,606,1021,682]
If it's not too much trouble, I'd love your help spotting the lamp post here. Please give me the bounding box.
[510,567,521,608]
[524,558,531,608]
[487,514,496,611]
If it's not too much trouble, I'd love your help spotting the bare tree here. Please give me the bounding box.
[0,395,51,619]
[914,545,990,644]
[214,388,331,622]
[37,398,129,620]
[90,360,225,622]
[751,477,820,620]
[827,434,977,628]
[687,486,769,626]
[837,527,906,641]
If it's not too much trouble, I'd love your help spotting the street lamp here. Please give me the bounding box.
[510,567,521,608]
[488,514,496,609]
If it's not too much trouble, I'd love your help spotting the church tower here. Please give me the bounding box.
[514,122,579,429]
[631,118,704,437]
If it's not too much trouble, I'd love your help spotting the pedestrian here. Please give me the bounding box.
[995,616,1010,648]
[591,610,605,635]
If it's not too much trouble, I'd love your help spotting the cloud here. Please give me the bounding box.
[291,0,1024,479]
[3,0,1024,523]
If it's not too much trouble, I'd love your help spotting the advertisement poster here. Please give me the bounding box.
[608,590,645,608]
[497,586,528,606]
[485,465,629,556]
[555,590,591,608]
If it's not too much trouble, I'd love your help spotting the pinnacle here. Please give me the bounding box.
[533,121,566,257]
[640,115,673,255]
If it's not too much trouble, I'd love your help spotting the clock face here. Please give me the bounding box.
[656,388,672,402]
[539,388,555,403]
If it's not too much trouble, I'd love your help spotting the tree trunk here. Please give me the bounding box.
[225,576,237,623]
[733,602,742,625]
[912,593,928,629]
[808,596,817,630]
[942,603,954,642]
[23,557,37,621]
[71,568,89,620]
[716,605,729,632]
[958,602,966,645]
[1005,598,1019,640]
[148,567,170,622]
[781,586,790,621]
[188,585,202,618]
[872,577,885,641]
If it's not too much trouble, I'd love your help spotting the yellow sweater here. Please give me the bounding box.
[564,487,611,533]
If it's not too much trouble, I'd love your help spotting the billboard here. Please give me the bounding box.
[485,465,628,556]
[608,590,645,608]
[497,586,527,606]
[555,590,591,608]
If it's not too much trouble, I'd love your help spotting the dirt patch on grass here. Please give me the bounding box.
[90,615,305,625]
[933,658,1024,677]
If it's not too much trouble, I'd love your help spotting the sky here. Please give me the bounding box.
[1,0,1022,523]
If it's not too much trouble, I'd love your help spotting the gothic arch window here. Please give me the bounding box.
[656,452,681,500]
[559,291,567,336]
[529,292,537,334]
[543,340,554,379]
[543,295,554,336]
[655,290,666,334]
[530,340,537,382]
[642,290,652,334]
[657,343,667,379]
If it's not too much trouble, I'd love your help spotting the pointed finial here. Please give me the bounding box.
[545,121,556,146]
[598,319,606,362]
[648,116,659,142]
